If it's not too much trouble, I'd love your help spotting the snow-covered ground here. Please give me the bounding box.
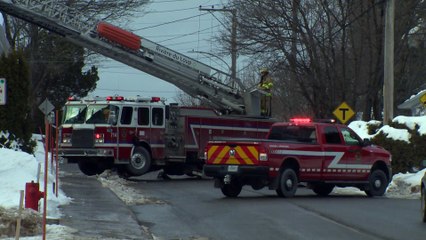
[1,116,426,239]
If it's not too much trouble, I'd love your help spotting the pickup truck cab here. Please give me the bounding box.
[203,118,392,198]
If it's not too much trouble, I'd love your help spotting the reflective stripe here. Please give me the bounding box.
[271,149,372,169]
[208,145,259,165]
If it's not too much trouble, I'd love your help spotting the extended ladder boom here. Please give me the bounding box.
[0,0,260,114]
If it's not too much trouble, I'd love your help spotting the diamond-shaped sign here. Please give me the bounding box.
[38,98,55,116]
[333,102,355,124]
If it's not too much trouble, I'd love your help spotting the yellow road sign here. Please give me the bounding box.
[333,102,355,124]
[420,93,426,106]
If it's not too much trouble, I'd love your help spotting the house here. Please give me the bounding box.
[398,89,426,116]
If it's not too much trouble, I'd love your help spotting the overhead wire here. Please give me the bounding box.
[157,24,220,43]
[144,6,198,14]
[134,12,210,30]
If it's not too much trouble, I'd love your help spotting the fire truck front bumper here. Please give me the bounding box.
[203,164,269,178]
[58,148,114,158]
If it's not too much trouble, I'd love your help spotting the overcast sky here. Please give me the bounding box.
[92,0,231,102]
[0,0,232,102]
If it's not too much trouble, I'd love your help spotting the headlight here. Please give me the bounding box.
[62,133,72,143]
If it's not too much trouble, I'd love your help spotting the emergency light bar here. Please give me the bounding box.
[106,96,124,101]
[290,118,312,123]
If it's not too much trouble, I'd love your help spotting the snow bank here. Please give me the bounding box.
[0,137,71,218]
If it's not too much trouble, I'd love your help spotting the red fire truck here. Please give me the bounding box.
[60,95,275,176]
[0,1,277,176]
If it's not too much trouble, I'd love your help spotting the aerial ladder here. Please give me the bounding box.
[0,0,263,115]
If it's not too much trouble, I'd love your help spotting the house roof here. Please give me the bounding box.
[398,89,426,109]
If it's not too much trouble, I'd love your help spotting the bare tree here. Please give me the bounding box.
[219,0,426,120]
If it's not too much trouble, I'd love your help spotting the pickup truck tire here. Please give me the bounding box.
[221,182,243,197]
[421,186,426,222]
[126,147,151,176]
[365,169,388,197]
[312,183,335,197]
[276,168,298,198]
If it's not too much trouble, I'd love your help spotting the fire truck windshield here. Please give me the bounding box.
[85,104,118,124]
[63,104,87,124]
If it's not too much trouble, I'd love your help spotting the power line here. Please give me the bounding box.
[143,27,219,38]
[135,12,210,31]
[145,7,198,14]
[157,24,220,43]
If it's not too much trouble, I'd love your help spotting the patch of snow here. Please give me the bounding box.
[97,170,164,205]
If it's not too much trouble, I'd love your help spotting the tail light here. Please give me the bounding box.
[94,133,104,143]
[259,153,268,161]
[258,145,268,161]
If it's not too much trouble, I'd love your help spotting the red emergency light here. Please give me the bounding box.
[106,96,124,101]
[151,97,161,102]
[67,96,78,101]
[290,118,312,124]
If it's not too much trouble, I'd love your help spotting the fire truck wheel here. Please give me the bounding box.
[276,168,298,198]
[221,182,242,197]
[78,160,103,176]
[422,186,426,222]
[312,183,335,197]
[127,147,151,176]
[365,169,388,197]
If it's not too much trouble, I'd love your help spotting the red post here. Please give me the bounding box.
[55,110,59,197]
[43,118,49,240]
[24,181,44,211]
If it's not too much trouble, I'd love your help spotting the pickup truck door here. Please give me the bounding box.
[321,125,349,181]
[338,127,371,180]
[321,126,371,181]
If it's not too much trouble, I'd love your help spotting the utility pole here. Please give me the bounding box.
[383,0,394,125]
[199,6,237,88]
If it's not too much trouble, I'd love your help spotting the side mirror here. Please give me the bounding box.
[362,138,372,146]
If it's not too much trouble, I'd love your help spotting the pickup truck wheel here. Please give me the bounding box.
[126,147,151,176]
[312,183,335,197]
[365,169,388,197]
[221,182,242,198]
[276,168,298,198]
[421,186,426,222]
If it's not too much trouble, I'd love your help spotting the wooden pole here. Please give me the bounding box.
[383,0,394,124]
[15,190,24,240]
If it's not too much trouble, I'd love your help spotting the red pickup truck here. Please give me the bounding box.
[203,118,392,198]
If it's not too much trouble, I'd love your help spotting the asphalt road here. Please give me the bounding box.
[129,174,426,240]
